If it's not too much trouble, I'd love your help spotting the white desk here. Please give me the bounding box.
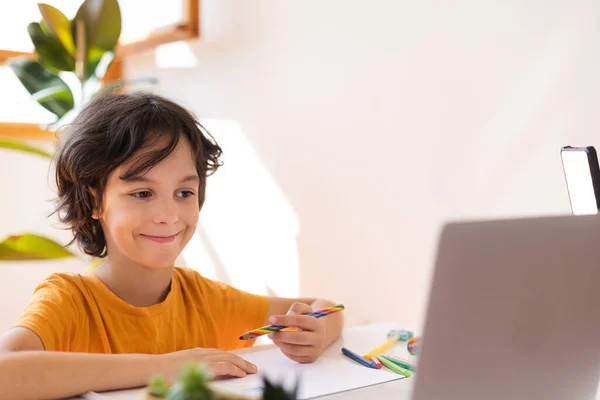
[312,322,414,399]
[85,322,415,399]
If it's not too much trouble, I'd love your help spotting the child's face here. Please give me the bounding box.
[96,137,200,269]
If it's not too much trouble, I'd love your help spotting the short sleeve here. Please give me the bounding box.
[14,274,80,351]
[191,272,269,350]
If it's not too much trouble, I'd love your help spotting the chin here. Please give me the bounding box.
[142,256,178,269]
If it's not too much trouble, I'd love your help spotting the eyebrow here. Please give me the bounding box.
[121,174,200,184]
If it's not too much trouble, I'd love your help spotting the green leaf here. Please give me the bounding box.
[7,56,75,119]
[73,0,121,51]
[149,375,170,398]
[38,3,76,54]
[85,47,109,80]
[167,363,213,400]
[28,22,74,72]
[31,86,73,104]
[0,140,52,158]
[90,50,114,80]
[40,19,51,36]
[0,234,75,261]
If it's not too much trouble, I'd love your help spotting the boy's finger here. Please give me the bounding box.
[206,352,257,373]
[287,302,313,315]
[269,331,313,345]
[270,314,318,331]
[281,350,316,364]
[211,361,247,378]
[274,341,314,357]
[223,353,257,373]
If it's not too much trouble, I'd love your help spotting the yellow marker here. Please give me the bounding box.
[362,333,400,360]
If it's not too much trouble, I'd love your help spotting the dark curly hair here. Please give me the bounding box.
[54,92,223,258]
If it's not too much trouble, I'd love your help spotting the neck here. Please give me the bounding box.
[93,255,174,307]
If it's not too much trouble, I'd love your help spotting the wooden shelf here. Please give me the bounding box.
[0,123,56,140]
[0,50,32,63]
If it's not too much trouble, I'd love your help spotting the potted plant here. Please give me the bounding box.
[145,364,299,400]
[0,0,152,264]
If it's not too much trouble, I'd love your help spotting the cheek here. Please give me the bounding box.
[103,203,144,241]
[183,202,199,233]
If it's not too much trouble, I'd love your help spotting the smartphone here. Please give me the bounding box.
[560,146,600,215]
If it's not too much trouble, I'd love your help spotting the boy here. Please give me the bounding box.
[0,93,343,399]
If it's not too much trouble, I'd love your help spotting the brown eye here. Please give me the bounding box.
[131,191,152,199]
[176,190,195,198]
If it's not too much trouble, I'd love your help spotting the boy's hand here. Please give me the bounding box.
[162,348,258,378]
[268,302,326,363]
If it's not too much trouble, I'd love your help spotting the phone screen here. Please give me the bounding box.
[561,149,599,215]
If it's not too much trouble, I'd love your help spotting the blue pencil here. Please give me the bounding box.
[342,347,378,369]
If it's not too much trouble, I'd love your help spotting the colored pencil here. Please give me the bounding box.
[382,355,416,371]
[376,355,411,377]
[239,304,345,340]
[362,333,400,359]
[342,347,378,369]
[371,356,382,369]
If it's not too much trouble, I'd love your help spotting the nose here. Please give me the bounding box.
[152,197,179,225]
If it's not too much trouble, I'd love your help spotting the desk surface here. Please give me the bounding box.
[84,322,414,399]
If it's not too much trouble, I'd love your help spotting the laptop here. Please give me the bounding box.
[412,215,600,400]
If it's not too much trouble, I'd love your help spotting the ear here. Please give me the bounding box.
[89,187,102,220]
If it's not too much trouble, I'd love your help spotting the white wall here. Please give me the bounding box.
[125,0,600,330]
[0,145,87,330]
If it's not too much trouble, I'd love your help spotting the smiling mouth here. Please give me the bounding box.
[140,232,180,244]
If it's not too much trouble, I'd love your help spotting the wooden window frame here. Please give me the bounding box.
[0,0,199,140]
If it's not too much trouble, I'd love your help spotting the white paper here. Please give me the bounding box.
[210,347,404,399]
[81,322,414,399]
[81,388,146,399]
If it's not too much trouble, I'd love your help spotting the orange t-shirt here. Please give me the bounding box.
[15,267,269,354]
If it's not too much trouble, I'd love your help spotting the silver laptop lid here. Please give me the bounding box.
[413,215,600,400]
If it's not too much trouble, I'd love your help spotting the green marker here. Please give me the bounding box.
[382,355,417,372]
[375,355,411,377]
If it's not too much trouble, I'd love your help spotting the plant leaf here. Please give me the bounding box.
[85,47,108,80]
[148,375,170,398]
[0,234,75,261]
[7,56,75,119]
[31,86,73,105]
[28,22,74,71]
[40,19,52,36]
[166,363,213,400]
[0,140,52,158]
[73,0,121,51]
[89,50,114,80]
[38,3,76,54]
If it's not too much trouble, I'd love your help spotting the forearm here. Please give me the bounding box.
[0,351,171,400]
[310,299,344,347]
